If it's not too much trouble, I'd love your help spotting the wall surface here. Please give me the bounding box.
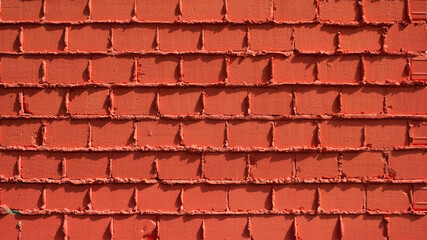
[0,0,426,239]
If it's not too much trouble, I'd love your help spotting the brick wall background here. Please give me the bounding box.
[0,0,426,239]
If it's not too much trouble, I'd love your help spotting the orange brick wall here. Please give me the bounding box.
[0,0,426,239]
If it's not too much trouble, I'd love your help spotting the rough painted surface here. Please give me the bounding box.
[0,0,426,239]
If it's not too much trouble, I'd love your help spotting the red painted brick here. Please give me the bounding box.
[204,216,249,239]
[228,120,271,147]
[296,86,340,114]
[138,56,180,83]
[251,87,293,115]
[341,152,385,178]
[65,152,109,179]
[410,0,427,21]
[275,121,316,147]
[0,88,19,115]
[160,216,202,239]
[386,87,426,114]
[204,25,247,51]
[389,150,426,179]
[413,185,427,210]
[229,56,270,83]
[250,152,293,179]
[182,55,226,83]
[413,122,427,145]
[274,184,317,211]
[92,120,134,147]
[294,25,335,51]
[68,88,109,115]
[69,25,110,51]
[0,152,18,177]
[365,120,408,147]
[364,0,405,21]
[0,26,20,51]
[204,153,247,180]
[365,56,409,82]
[318,55,361,83]
[1,0,42,20]
[251,216,294,240]
[249,25,293,51]
[227,0,271,21]
[340,27,382,51]
[182,0,224,21]
[184,184,227,211]
[111,152,156,179]
[342,87,384,114]
[137,120,180,147]
[320,184,364,211]
[114,25,156,51]
[91,56,134,83]
[46,57,89,83]
[342,215,385,240]
[159,25,202,51]
[159,88,202,115]
[68,216,110,240]
[17,215,63,240]
[367,184,410,211]
[47,184,89,210]
[0,56,43,83]
[229,185,272,211]
[23,25,65,52]
[319,0,360,21]
[296,152,340,179]
[274,0,316,21]
[297,215,340,240]
[92,184,134,210]
[156,152,201,180]
[136,0,179,21]
[46,120,88,147]
[23,88,66,115]
[321,120,364,148]
[205,88,247,115]
[138,183,181,211]
[412,56,427,81]
[389,215,427,240]
[114,215,156,240]
[113,88,157,115]
[21,152,61,179]
[46,0,88,21]
[0,119,42,147]
[91,0,133,20]
[0,184,43,210]
[183,120,225,147]
[387,24,427,52]
[274,55,316,83]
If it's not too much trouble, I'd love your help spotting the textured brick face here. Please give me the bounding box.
[0,0,426,239]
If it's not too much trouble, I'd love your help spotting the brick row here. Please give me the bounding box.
[0,151,425,180]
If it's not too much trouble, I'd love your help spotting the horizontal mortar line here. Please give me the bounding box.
[0,146,426,153]
[1,114,427,121]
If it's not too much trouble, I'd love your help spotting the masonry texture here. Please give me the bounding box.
[0,0,426,239]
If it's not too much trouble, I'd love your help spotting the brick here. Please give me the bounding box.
[296,86,340,114]
[0,152,18,177]
[113,88,157,115]
[364,0,405,21]
[65,152,109,179]
[389,150,426,179]
[68,216,110,240]
[205,88,247,115]
[23,25,65,52]
[275,184,317,211]
[297,215,340,240]
[229,56,270,83]
[274,0,316,21]
[0,88,19,115]
[413,122,427,145]
[113,25,156,51]
[365,56,409,82]
[340,27,382,51]
[275,121,316,147]
[159,88,203,115]
[68,88,109,115]
[91,0,133,20]
[204,216,249,239]
[183,184,227,211]
[92,184,134,210]
[159,216,202,239]
[319,184,364,211]
[318,55,361,83]
[249,25,293,51]
[111,152,156,179]
[387,24,427,52]
[91,56,134,83]
[182,55,226,83]
[341,152,385,178]
[0,215,19,239]
[23,88,66,115]
[47,184,89,210]
[114,215,156,240]
[45,0,88,21]
[413,185,427,210]
[342,87,384,114]
[182,0,224,20]
[410,0,427,21]
[204,153,247,180]
[296,152,340,179]
[17,215,63,240]
[228,121,272,147]
[250,152,293,179]
[0,56,43,83]
[227,0,271,21]
[321,120,364,148]
[69,25,110,51]
[251,87,292,115]
[319,0,360,21]
[412,56,427,81]
[46,57,89,83]
[0,184,43,210]
[251,216,294,240]
[21,152,61,179]
[46,120,88,147]
[342,215,385,240]
[0,119,42,147]
[367,184,410,211]
[159,25,202,51]
[389,215,427,240]
[204,25,247,51]
[229,185,272,211]
[365,120,408,147]
[138,183,181,211]
[183,120,225,147]
[157,152,201,180]
[294,25,335,51]
[92,120,134,147]
[274,55,316,83]
[0,26,20,51]
[386,87,426,114]
[137,120,180,147]
[136,0,179,21]
[138,56,180,83]
[1,0,42,20]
